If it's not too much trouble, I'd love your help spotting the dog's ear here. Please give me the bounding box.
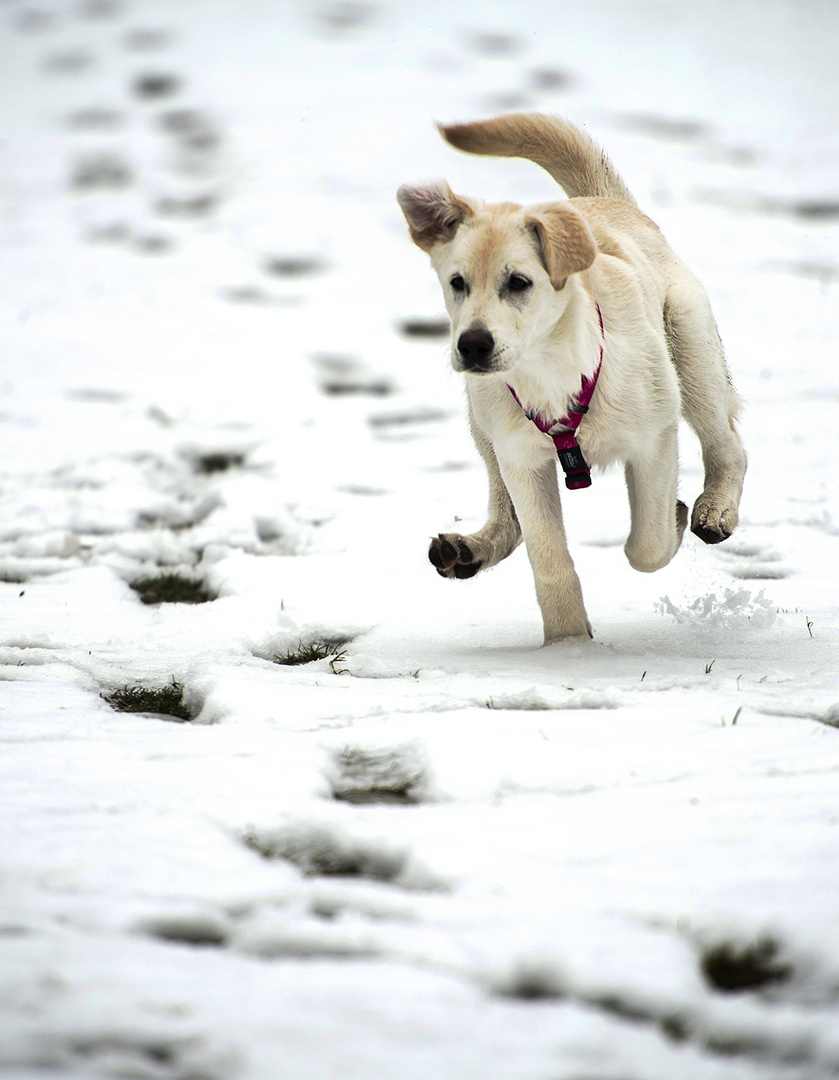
[525,203,597,290]
[397,182,475,252]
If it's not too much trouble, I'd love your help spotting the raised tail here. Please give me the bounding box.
[439,113,637,206]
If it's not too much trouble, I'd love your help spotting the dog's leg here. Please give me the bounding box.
[430,419,522,579]
[665,280,747,544]
[496,455,591,641]
[624,422,688,572]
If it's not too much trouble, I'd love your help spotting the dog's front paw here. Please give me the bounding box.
[691,496,737,545]
[428,533,483,579]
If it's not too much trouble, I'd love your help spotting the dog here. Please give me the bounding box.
[397,114,747,642]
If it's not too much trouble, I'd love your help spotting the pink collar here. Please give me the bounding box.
[508,301,604,490]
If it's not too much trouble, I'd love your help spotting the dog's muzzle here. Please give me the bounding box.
[457,327,495,372]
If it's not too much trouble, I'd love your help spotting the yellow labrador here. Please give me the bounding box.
[398,114,746,641]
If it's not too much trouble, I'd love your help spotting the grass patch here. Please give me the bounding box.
[243,824,405,881]
[71,152,133,190]
[138,912,228,947]
[398,317,450,338]
[102,679,193,722]
[131,573,215,605]
[263,255,325,278]
[273,640,348,667]
[367,405,449,429]
[193,451,245,474]
[320,377,393,397]
[133,73,181,99]
[330,746,426,805]
[0,570,28,584]
[700,936,792,993]
[496,961,565,1001]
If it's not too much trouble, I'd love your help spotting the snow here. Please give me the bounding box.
[2,0,839,1077]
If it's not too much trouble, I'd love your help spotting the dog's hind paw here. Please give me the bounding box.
[429,533,483,579]
[691,496,737,545]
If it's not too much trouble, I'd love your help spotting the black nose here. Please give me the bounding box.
[457,327,495,370]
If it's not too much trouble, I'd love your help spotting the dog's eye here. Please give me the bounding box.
[508,274,532,293]
[450,275,466,293]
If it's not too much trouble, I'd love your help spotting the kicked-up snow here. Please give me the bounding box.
[1,1,839,1077]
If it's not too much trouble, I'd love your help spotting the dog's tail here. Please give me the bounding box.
[439,113,637,207]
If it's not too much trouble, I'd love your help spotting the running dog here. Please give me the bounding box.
[397,114,747,641]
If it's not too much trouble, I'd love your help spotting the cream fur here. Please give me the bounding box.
[398,113,747,643]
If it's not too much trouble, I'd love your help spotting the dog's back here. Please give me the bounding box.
[439,114,637,207]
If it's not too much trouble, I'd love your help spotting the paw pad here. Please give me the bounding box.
[428,534,482,579]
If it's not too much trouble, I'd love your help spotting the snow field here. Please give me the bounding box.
[2,0,839,1077]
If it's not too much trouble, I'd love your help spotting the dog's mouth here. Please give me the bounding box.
[452,355,499,374]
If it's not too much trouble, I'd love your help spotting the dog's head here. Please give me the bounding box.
[397,181,596,375]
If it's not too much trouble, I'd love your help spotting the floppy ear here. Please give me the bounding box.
[397,182,475,252]
[525,203,597,290]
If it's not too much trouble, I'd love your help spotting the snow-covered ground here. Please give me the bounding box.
[2,1,839,1076]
